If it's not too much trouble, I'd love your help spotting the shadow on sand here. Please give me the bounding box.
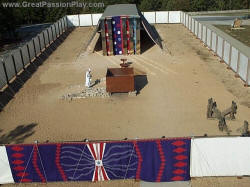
[134,75,148,94]
[0,123,37,144]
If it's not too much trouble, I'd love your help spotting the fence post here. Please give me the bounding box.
[210,31,212,48]
[11,54,18,75]
[42,32,46,48]
[38,35,42,53]
[78,14,80,27]
[154,12,156,24]
[228,45,232,68]
[19,47,25,69]
[245,59,250,87]
[221,39,225,61]
[47,29,51,44]
[205,26,207,46]
[2,59,9,85]
[236,51,240,77]
[32,39,37,58]
[168,11,170,23]
[215,35,218,54]
[65,16,68,29]
[27,44,31,62]
[201,24,203,40]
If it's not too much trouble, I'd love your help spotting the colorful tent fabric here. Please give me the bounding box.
[112,16,123,55]
[0,138,191,184]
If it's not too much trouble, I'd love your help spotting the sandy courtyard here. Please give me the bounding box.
[0,24,250,187]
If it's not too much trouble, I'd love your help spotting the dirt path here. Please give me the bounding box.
[1,24,250,187]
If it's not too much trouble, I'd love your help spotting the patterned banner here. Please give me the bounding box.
[112,16,123,55]
[4,138,190,184]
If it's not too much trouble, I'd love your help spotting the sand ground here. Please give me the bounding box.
[1,24,250,186]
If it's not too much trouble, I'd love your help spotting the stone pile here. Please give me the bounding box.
[62,87,111,100]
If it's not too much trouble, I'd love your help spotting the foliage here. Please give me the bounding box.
[0,0,249,42]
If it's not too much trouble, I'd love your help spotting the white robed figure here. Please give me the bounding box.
[85,68,92,87]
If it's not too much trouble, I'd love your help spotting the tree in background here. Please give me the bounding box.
[161,0,190,11]
[0,0,250,45]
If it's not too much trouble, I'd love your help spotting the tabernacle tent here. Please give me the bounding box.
[97,4,162,56]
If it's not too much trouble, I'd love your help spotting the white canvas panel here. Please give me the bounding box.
[67,15,79,27]
[188,16,192,30]
[191,19,195,33]
[0,62,7,89]
[60,19,65,31]
[27,40,35,60]
[51,25,57,41]
[43,30,49,46]
[180,11,184,24]
[230,47,238,72]
[38,33,45,50]
[21,45,29,66]
[55,22,59,36]
[191,137,250,177]
[238,53,248,81]
[0,146,14,184]
[198,23,202,39]
[217,36,223,58]
[79,14,92,26]
[185,14,188,27]
[4,55,15,81]
[195,21,198,36]
[47,28,53,43]
[155,11,168,23]
[206,29,211,47]
[33,36,40,56]
[144,12,155,23]
[169,11,180,23]
[248,63,250,85]
[202,25,206,42]
[183,13,186,25]
[12,49,23,72]
[223,41,230,64]
[92,13,102,25]
[58,20,62,35]
[211,32,217,52]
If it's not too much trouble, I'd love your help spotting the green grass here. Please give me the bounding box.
[214,25,250,47]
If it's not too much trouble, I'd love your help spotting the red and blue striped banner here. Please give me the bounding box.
[4,138,190,183]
